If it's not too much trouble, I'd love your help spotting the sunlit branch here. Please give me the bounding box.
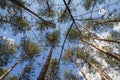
[91,37,120,43]
[0,55,27,80]
[80,55,109,80]
[82,39,120,61]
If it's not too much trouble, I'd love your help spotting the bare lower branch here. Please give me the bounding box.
[10,0,45,22]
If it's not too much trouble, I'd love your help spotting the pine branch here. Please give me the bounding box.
[10,0,45,22]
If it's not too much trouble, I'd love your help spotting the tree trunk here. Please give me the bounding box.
[0,55,27,80]
[76,63,88,80]
[80,55,109,80]
[38,43,54,80]
[82,39,120,61]
[79,69,88,80]
[90,36,120,43]
[74,58,88,80]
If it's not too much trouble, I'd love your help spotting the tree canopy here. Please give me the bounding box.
[0,0,120,80]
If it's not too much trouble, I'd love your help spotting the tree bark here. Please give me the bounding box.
[91,36,120,43]
[80,55,109,80]
[38,43,54,80]
[79,69,88,80]
[0,55,27,80]
[75,63,88,80]
[82,39,120,61]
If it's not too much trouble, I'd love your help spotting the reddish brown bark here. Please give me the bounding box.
[38,43,54,80]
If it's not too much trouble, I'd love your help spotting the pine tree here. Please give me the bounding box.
[0,0,120,80]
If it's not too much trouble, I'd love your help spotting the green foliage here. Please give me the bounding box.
[0,68,7,76]
[40,2,55,18]
[83,0,105,10]
[19,65,31,80]
[46,59,59,80]
[107,31,120,40]
[38,0,55,17]
[58,10,71,23]
[0,36,17,66]
[0,0,7,9]
[45,30,60,45]
[11,17,30,35]
[76,48,85,58]
[65,28,79,42]
[8,75,18,80]
[105,56,120,68]
[97,50,120,68]
[20,39,41,58]
[37,20,56,31]
[14,17,29,27]
[62,48,74,62]
[41,9,55,17]
[0,0,120,79]
[90,57,101,67]
[83,0,93,10]
[49,58,58,70]
[64,69,76,80]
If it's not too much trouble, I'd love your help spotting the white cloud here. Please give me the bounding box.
[7,38,15,44]
[1,36,15,44]
[98,7,106,15]
[113,22,120,31]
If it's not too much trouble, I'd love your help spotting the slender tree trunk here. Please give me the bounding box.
[38,43,54,80]
[75,63,88,80]
[82,39,120,61]
[79,69,88,80]
[0,55,27,80]
[90,36,120,43]
[80,55,109,80]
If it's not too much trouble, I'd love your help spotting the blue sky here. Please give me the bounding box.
[0,0,120,79]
